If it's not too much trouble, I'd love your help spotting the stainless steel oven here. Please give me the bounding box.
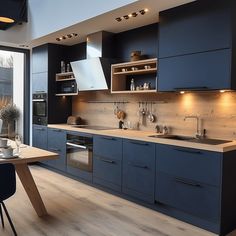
[32,93,47,125]
[66,134,93,172]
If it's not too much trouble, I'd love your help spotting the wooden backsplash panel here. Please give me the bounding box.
[72,91,236,140]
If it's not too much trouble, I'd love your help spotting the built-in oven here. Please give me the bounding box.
[66,133,93,181]
[32,93,47,125]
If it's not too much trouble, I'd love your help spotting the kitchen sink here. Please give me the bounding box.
[148,134,232,145]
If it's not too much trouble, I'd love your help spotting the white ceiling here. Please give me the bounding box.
[1,0,196,48]
[29,0,195,48]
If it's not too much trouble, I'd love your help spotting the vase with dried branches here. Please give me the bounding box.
[0,103,20,138]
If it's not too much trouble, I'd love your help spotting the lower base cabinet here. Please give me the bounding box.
[93,135,122,191]
[46,128,66,171]
[122,139,155,203]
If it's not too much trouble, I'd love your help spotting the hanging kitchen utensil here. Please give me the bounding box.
[148,102,155,123]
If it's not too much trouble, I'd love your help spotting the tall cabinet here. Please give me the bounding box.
[32,44,72,150]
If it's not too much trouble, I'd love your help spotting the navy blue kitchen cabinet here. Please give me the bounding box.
[159,1,231,58]
[155,144,221,222]
[155,143,236,236]
[32,72,48,93]
[32,44,72,124]
[122,139,155,203]
[158,0,236,91]
[32,125,48,164]
[32,125,48,150]
[93,135,123,192]
[158,49,231,91]
[47,128,66,171]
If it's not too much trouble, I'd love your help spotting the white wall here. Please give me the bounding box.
[0,0,137,45]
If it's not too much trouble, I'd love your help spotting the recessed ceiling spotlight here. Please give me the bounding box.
[115,17,122,22]
[115,9,148,22]
[139,9,146,15]
[180,91,185,94]
[56,33,78,41]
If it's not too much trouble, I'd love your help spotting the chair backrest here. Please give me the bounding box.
[0,118,2,133]
[0,164,16,201]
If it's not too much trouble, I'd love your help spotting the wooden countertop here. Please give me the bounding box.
[0,144,58,164]
[48,124,236,153]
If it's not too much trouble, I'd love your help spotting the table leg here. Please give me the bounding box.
[14,164,48,217]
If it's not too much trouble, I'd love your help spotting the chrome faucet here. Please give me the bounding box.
[184,115,202,138]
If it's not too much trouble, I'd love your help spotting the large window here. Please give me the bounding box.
[0,50,25,138]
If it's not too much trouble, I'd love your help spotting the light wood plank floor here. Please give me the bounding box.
[0,165,235,236]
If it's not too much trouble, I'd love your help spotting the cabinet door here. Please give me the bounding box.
[158,49,231,91]
[123,139,155,203]
[156,172,220,222]
[93,135,122,191]
[156,144,221,186]
[159,1,231,58]
[32,45,48,73]
[32,72,48,93]
[47,128,66,171]
[32,125,47,150]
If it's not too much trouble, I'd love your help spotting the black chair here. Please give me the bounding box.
[0,164,17,236]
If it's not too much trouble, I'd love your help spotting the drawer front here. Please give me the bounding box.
[156,172,220,221]
[156,144,221,186]
[123,140,155,203]
[93,155,122,191]
[48,128,66,151]
[94,135,122,160]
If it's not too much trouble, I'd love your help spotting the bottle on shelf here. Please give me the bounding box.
[61,61,66,73]
[130,78,135,91]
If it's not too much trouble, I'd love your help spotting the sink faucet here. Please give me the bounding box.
[184,115,202,138]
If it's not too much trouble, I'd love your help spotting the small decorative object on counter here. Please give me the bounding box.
[61,61,66,73]
[130,78,135,91]
[119,120,124,129]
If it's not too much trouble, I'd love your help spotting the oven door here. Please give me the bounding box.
[33,100,47,117]
[66,142,93,172]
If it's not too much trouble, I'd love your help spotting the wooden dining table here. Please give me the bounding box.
[0,144,58,217]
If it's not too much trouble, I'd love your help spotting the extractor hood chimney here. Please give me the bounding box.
[70,31,114,91]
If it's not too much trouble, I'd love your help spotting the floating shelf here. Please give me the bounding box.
[55,92,78,96]
[111,58,157,94]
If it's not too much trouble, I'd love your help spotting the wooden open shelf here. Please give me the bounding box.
[56,72,75,81]
[111,58,157,94]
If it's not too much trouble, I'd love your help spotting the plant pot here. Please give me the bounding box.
[8,120,15,139]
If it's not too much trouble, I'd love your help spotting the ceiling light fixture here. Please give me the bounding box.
[115,9,149,22]
[0,16,14,23]
[56,33,78,42]
[115,17,122,22]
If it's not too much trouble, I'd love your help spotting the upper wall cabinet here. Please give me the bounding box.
[159,1,231,58]
[32,44,49,74]
[158,0,236,92]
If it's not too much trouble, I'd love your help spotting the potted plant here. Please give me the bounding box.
[0,103,20,138]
